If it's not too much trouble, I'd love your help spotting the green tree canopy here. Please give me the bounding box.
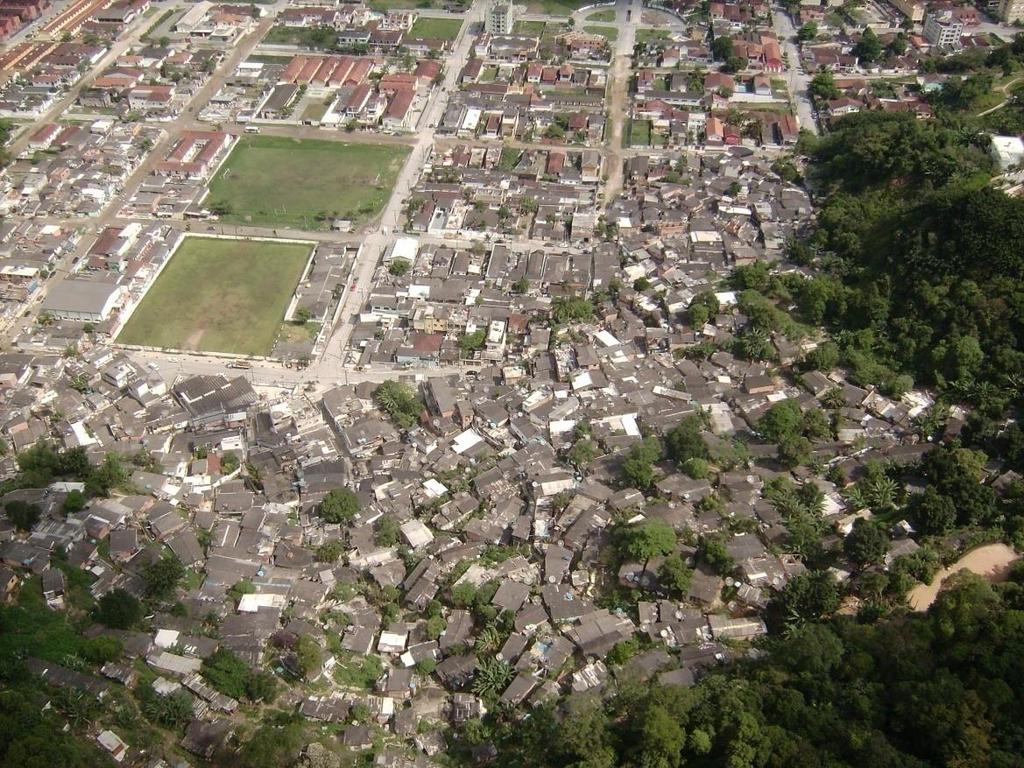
[319,488,359,525]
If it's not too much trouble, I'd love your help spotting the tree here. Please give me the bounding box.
[910,487,957,535]
[376,516,400,547]
[621,436,661,489]
[777,570,840,624]
[141,687,193,729]
[658,554,693,598]
[698,534,734,575]
[853,27,883,64]
[4,500,40,531]
[389,258,411,276]
[142,553,185,599]
[568,438,598,470]
[711,35,734,61]
[245,671,279,703]
[295,635,322,678]
[317,540,344,562]
[62,490,86,515]
[777,434,812,468]
[622,452,655,489]
[782,623,844,676]
[94,588,141,629]
[551,296,595,324]
[201,648,251,699]
[472,657,513,697]
[844,519,889,568]
[621,520,677,561]
[373,380,422,428]
[319,488,359,524]
[639,704,686,768]
[809,70,840,102]
[759,400,805,443]
[797,21,817,41]
[459,329,486,355]
[665,416,709,467]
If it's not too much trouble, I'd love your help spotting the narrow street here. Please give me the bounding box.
[602,0,642,206]
[773,8,818,136]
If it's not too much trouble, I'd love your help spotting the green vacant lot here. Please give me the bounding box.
[408,17,463,40]
[118,237,312,356]
[207,136,409,229]
[584,24,617,41]
[526,0,587,16]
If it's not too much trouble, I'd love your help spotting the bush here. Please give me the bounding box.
[94,588,142,629]
[5,500,40,531]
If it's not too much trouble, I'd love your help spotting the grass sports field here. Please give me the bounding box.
[206,136,409,230]
[117,237,312,356]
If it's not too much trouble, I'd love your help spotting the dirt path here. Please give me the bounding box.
[908,542,1019,611]
[602,0,640,206]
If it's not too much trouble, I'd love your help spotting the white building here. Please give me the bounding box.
[486,2,517,34]
[923,12,963,49]
[40,279,124,322]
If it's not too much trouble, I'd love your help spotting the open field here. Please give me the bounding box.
[369,0,461,10]
[118,237,312,356]
[584,24,617,41]
[526,0,588,15]
[206,135,410,230]
[408,17,463,40]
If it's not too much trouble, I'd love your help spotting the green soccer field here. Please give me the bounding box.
[206,136,410,230]
[117,237,312,356]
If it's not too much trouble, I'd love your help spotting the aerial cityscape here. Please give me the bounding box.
[0,0,1023,765]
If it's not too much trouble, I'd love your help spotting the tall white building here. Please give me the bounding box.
[923,12,963,49]
[486,2,517,34]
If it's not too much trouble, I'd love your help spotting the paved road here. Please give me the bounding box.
[773,8,818,136]
[313,0,486,382]
[602,0,642,206]
[126,347,469,393]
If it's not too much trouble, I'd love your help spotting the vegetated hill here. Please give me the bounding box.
[797,111,1024,422]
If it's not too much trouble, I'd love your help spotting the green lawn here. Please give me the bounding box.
[636,28,672,45]
[118,237,312,356]
[408,17,463,40]
[206,135,409,229]
[369,0,459,9]
[584,25,617,42]
[587,8,616,22]
[627,119,652,147]
[526,0,587,16]
[513,20,547,36]
[263,25,336,48]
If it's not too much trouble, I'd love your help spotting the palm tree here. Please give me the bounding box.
[842,484,868,510]
[866,476,899,511]
[472,657,513,698]
[474,625,502,654]
[797,482,826,517]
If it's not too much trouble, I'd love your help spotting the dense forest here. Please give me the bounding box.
[796,110,1024,419]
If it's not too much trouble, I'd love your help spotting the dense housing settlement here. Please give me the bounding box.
[1,0,1024,766]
